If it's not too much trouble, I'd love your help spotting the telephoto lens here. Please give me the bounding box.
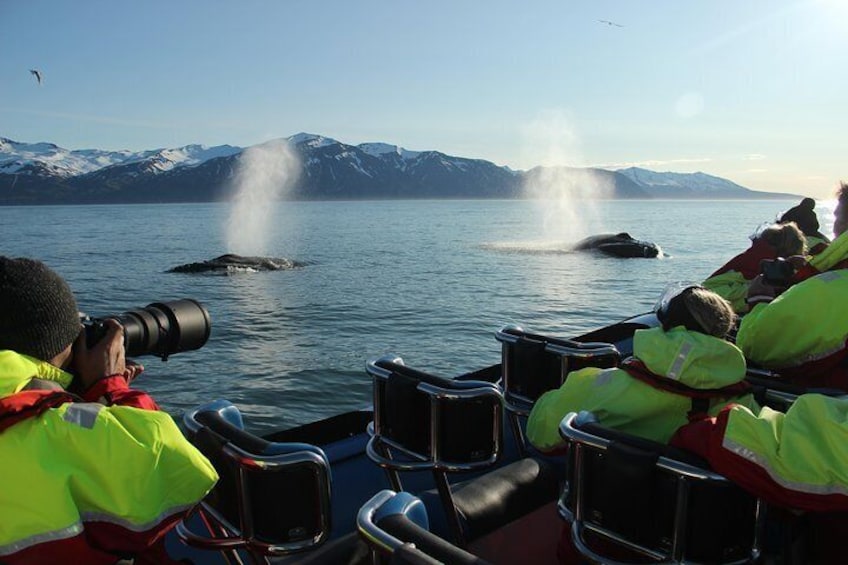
[84,299,211,360]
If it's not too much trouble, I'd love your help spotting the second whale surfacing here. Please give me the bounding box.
[168,253,305,274]
[573,232,661,258]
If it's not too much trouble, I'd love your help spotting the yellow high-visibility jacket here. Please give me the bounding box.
[0,350,218,564]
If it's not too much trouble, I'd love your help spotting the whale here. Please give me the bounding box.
[573,232,661,258]
[168,253,305,274]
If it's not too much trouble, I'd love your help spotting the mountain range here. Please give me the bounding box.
[0,133,792,205]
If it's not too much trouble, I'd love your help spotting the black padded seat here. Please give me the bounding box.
[558,411,763,564]
[177,399,333,562]
[495,325,620,454]
[420,456,560,542]
[365,355,559,547]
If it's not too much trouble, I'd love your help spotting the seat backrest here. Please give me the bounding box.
[495,326,620,413]
[558,411,762,564]
[358,490,492,565]
[366,356,504,471]
[180,399,332,556]
[745,367,847,412]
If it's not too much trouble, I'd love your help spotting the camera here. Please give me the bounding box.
[82,298,211,360]
[760,258,796,287]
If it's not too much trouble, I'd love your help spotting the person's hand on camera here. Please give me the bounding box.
[787,255,809,270]
[72,319,127,390]
[746,274,778,307]
[125,360,144,383]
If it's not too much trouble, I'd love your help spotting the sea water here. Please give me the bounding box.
[0,198,828,433]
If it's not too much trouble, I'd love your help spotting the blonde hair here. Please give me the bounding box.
[662,287,736,338]
[758,222,807,256]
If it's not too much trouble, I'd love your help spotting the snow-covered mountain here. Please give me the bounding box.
[0,134,792,204]
[617,167,759,197]
[0,137,241,177]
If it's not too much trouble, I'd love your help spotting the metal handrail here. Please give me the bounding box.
[365,355,504,471]
[557,411,762,565]
[179,401,332,557]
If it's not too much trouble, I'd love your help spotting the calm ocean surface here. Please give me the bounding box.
[0,198,831,433]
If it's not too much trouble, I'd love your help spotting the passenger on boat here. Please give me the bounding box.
[833,181,848,237]
[672,393,848,563]
[778,197,830,254]
[525,285,758,452]
[0,257,218,565]
[737,264,848,390]
[702,222,807,314]
[775,181,848,285]
[736,186,848,389]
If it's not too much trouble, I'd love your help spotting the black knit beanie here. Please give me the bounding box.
[779,198,819,236]
[0,257,81,361]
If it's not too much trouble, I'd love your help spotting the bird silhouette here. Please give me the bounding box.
[29,69,43,85]
[598,19,624,27]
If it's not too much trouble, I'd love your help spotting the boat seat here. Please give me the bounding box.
[357,489,492,565]
[176,399,333,561]
[745,367,847,412]
[365,356,559,547]
[495,325,620,453]
[558,411,763,564]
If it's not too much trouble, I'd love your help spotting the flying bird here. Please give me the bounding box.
[598,19,624,27]
[29,69,43,85]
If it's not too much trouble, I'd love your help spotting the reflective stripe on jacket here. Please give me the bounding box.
[526,327,755,451]
[0,350,218,563]
[672,394,848,512]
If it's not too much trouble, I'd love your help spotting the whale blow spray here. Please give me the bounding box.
[225,140,301,256]
[520,111,613,243]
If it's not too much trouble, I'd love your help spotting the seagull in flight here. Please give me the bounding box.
[598,19,624,27]
[29,69,43,85]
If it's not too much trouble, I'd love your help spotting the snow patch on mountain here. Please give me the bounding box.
[0,137,241,177]
[288,133,339,149]
[617,166,751,193]
[0,137,145,176]
[359,142,421,160]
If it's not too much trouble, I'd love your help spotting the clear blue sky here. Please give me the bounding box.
[1,0,845,198]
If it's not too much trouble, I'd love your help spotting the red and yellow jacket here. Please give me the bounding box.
[526,327,757,451]
[672,394,848,512]
[736,269,848,390]
[702,238,784,313]
[0,350,218,565]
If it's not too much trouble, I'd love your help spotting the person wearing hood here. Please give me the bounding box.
[0,257,218,564]
[526,285,757,452]
[702,222,807,314]
[779,197,830,254]
[736,183,848,391]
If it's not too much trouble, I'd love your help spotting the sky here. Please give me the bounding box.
[1,0,846,198]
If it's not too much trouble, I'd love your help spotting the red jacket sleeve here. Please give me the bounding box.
[669,414,720,460]
[708,238,777,279]
[81,375,160,410]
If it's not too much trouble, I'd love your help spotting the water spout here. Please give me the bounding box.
[225,139,301,256]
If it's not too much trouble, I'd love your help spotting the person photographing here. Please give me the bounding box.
[0,256,217,564]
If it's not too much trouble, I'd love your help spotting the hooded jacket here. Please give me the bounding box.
[0,350,218,565]
[736,269,848,389]
[703,238,788,314]
[672,394,848,512]
[526,327,757,451]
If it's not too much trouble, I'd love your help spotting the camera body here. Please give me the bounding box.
[82,298,211,360]
[760,258,796,287]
